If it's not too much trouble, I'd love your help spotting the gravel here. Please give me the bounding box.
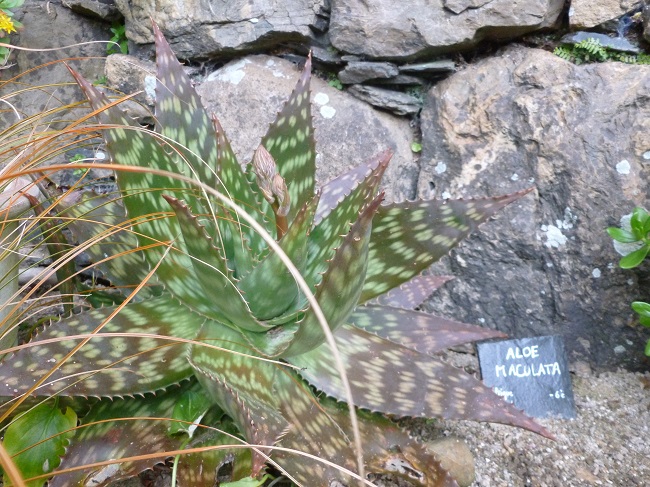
[405,358,650,487]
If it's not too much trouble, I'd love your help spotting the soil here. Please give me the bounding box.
[400,355,650,487]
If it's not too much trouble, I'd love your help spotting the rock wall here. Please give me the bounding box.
[3,0,650,370]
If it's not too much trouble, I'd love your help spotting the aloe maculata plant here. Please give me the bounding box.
[0,24,551,487]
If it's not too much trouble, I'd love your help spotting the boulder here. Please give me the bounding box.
[114,0,328,60]
[62,0,122,22]
[418,46,650,370]
[569,0,643,29]
[194,55,419,202]
[1,0,110,129]
[346,84,422,116]
[329,0,564,60]
[338,61,399,84]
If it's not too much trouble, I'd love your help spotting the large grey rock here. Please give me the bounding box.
[114,0,327,60]
[329,0,564,60]
[418,46,650,370]
[63,0,122,21]
[194,55,418,202]
[338,61,398,84]
[347,84,422,116]
[1,0,110,129]
[569,0,643,29]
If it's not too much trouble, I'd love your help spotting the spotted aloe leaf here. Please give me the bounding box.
[315,149,393,224]
[153,22,269,273]
[189,321,290,475]
[291,323,552,438]
[69,69,230,320]
[306,151,391,285]
[236,194,319,322]
[283,193,383,357]
[56,191,151,291]
[352,304,506,355]
[0,297,203,397]
[360,189,533,303]
[191,321,455,486]
[373,274,453,309]
[162,195,268,331]
[272,396,458,487]
[256,54,316,223]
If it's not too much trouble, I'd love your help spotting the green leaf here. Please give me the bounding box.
[411,142,422,153]
[645,339,650,356]
[607,227,639,243]
[360,188,533,303]
[631,301,650,318]
[619,244,650,269]
[170,387,214,437]
[220,475,271,487]
[4,402,76,487]
[237,194,319,321]
[630,207,649,237]
[632,302,650,327]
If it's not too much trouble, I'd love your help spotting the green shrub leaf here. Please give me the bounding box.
[630,207,649,237]
[607,226,639,243]
[169,387,214,437]
[619,244,650,269]
[4,402,76,487]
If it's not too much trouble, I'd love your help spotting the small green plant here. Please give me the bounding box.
[0,24,550,486]
[554,38,650,65]
[327,72,343,90]
[411,141,422,153]
[608,207,650,355]
[0,0,24,66]
[107,22,128,55]
[92,75,108,86]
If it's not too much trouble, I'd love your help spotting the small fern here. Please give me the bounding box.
[554,39,650,66]
[575,38,609,62]
[553,45,575,62]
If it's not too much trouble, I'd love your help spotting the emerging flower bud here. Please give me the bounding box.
[272,173,290,217]
[253,145,277,204]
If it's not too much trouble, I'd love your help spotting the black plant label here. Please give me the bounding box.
[477,335,576,419]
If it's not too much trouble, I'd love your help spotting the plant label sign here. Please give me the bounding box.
[477,335,576,419]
